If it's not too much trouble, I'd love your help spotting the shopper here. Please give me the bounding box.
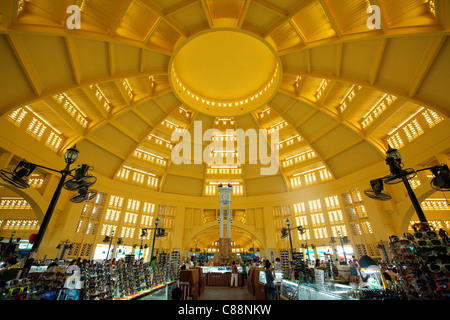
[274,258,282,270]
[264,260,276,300]
[314,259,321,268]
[240,260,248,288]
[350,255,360,267]
[230,261,238,288]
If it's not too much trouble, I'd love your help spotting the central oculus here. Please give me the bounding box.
[169,29,281,116]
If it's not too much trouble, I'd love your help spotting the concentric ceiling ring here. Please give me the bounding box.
[169,29,282,116]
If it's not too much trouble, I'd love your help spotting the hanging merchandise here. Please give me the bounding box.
[280,250,290,279]
[389,222,450,300]
[84,260,114,300]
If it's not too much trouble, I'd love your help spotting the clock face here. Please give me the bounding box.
[221,194,229,200]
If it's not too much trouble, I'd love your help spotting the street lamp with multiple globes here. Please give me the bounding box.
[0,145,97,276]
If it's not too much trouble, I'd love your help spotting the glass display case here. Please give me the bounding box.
[116,281,177,300]
[258,270,283,284]
[280,279,358,300]
[280,279,299,300]
[310,283,358,300]
[200,266,243,273]
[29,266,48,273]
[138,281,177,300]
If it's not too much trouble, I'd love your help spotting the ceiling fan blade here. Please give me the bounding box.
[364,188,392,201]
[0,169,30,189]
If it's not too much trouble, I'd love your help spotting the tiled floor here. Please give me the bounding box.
[199,286,254,300]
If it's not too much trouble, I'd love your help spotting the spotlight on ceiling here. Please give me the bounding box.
[364,178,392,201]
[0,160,36,189]
[430,164,450,191]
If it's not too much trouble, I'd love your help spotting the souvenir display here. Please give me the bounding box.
[280,251,290,279]
[27,265,67,300]
[84,261,114,300]
[0,278,30,300]
[389,222,450,300]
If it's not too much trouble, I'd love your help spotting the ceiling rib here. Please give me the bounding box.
[266,101,336,181]
[408,35,446,98]
[136,0,188,39]
[108,0,134,37]
[6,34,43,97]
[64,37,82,85]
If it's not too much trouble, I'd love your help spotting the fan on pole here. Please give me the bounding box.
[364,179,392,201]
[0,160,37,189]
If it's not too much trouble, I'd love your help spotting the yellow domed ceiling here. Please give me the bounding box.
[0,0,449,198]
[170,29,281,116]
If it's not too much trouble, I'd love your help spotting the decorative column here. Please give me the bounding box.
[218,184,233,263]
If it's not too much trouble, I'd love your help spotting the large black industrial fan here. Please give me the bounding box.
[0,161,36,189]
[364,179,392,201]
[155,228,167,238]
[140,229,148,237]
[70,187,97,203]
[281,227,289,239]
[384,168,417,185]
[64,164,97,191]
[430,165,450,191]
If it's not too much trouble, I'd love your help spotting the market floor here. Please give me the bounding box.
[199,286,254,300]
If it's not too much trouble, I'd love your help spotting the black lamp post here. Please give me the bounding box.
[0,145,97,277]
[385,146,427,222]
[138,228,148,261]
[364,145,450,223]
[104,230,115,261]
[282,219,306,259]
[301,241,312,262]
[337,231,348,265]
[150,218,159,265]
[286,219,294,256]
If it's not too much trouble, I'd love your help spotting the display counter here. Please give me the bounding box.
[115,281,177,300]
[199,266,244,286]
[180,269,203,299]
[280,279,358,300]
[247,268,262,296]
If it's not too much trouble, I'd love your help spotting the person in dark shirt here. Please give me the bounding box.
[264,260,276,300]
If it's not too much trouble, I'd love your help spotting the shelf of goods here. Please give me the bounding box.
[389,222,450,300]
[280,251,290,279]
[5,251,182,300]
